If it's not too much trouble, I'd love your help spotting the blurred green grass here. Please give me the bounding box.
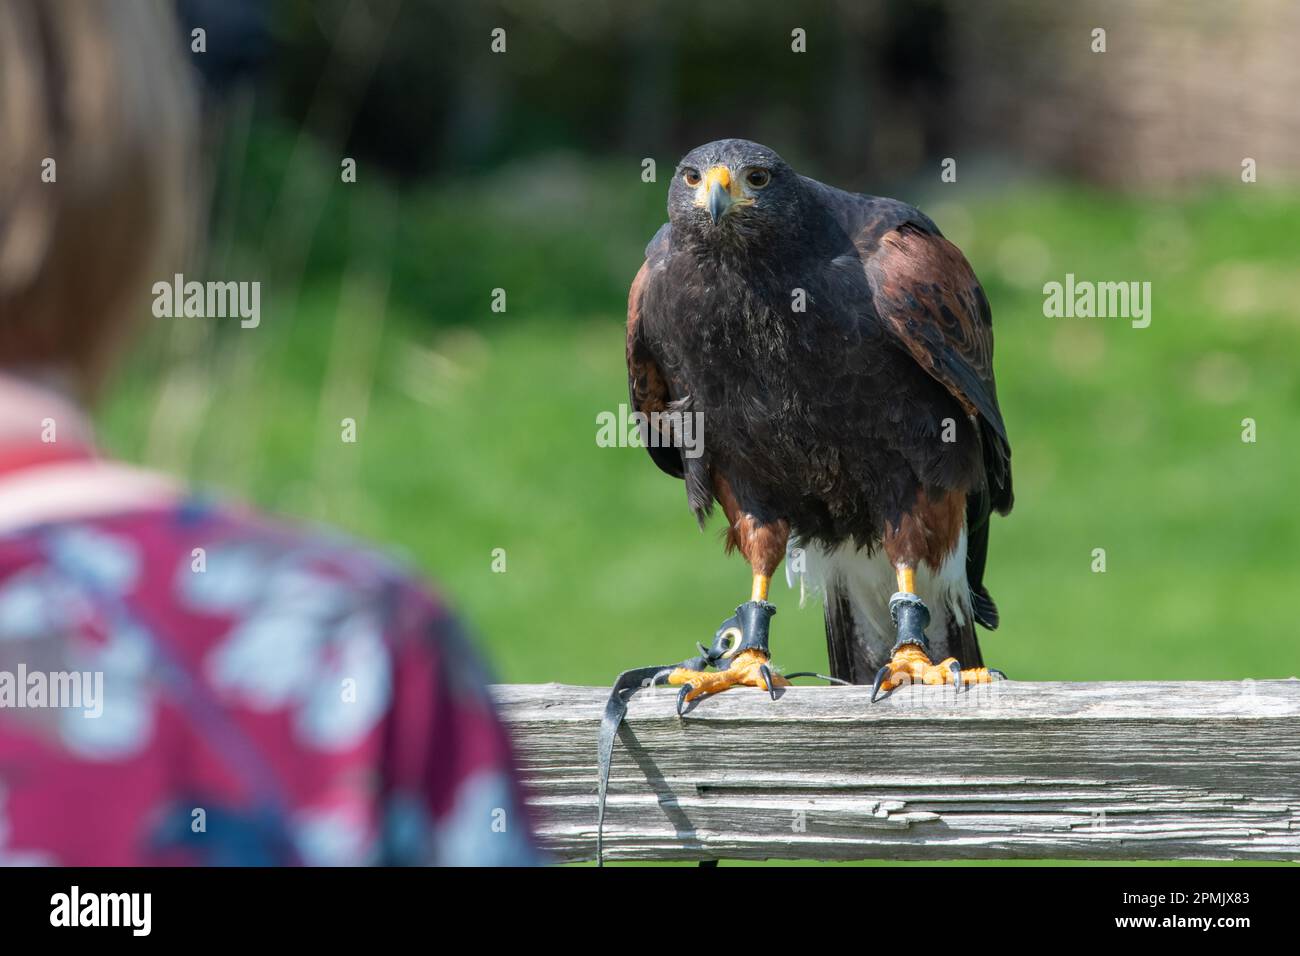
[98,151,1300,688]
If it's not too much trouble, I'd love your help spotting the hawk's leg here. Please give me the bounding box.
[667,587,790,713]
[871,565,1003,702]
[668,477,791,712]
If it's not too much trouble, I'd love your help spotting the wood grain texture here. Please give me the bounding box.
[491,680,1300,863]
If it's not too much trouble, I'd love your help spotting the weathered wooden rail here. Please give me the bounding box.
[492,680,1300,863]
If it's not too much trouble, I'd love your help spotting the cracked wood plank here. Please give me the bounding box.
[491,680,1300,863]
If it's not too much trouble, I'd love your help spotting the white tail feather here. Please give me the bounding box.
[786,531,971,666]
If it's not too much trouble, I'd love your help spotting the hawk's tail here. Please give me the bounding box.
[822,584,866,684]
[809,543,984,685]
[822,583,983,684]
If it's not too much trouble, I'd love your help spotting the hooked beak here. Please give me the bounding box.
[701,166,735,223]
[707,178,732,223]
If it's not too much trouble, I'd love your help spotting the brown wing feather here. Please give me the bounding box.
[626,257,683,479]
[860,220,1012,512]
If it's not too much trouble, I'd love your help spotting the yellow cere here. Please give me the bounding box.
[695,164,746,203]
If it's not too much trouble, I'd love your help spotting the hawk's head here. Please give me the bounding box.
[667,139,801,248]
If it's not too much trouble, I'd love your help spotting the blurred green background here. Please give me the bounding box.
[101,0,1300,690]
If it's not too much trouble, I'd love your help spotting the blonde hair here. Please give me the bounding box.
[0,0,197,396]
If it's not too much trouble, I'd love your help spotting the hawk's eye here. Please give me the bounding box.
[746,168,771,189]
[682,168,701,187]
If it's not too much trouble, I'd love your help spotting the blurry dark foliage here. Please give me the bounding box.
[176,0,1300,198]
[177,0,273,92]
[253,0,956,188]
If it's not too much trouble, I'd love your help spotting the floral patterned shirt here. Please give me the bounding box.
[0,448,537,866]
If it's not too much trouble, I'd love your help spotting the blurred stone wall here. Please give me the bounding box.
[946,0,1300,188]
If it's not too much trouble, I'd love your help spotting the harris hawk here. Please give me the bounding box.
[626,138,1013,704]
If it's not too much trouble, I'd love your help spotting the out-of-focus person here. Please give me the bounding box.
[0,0,538,866]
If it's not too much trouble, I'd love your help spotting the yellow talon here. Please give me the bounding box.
[667,648,789,706]
[871,644,999,701]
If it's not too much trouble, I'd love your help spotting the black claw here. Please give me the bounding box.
[676,685,692,717]
[871,665,893,703]
[989,668,1008,680]
[948,660,963,690]
[759,664,778,701]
